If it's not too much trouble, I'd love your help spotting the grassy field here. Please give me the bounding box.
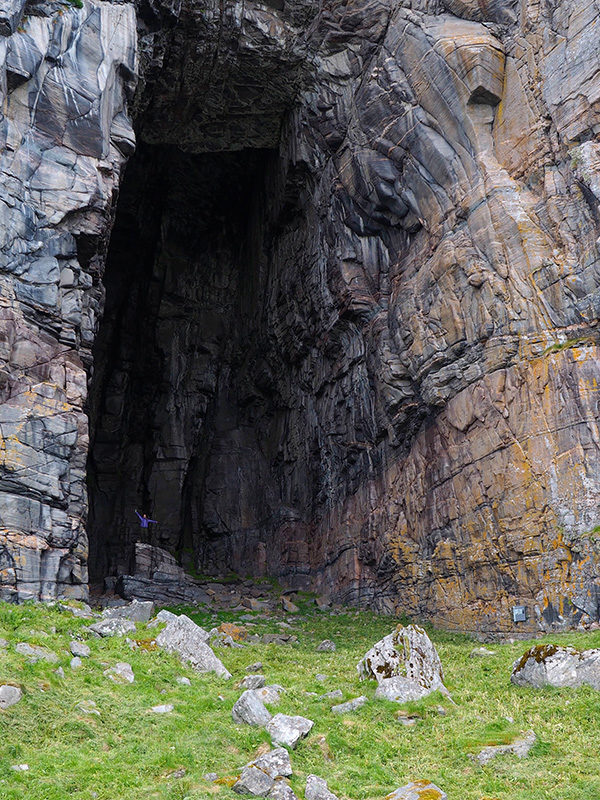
[0,596,599,800]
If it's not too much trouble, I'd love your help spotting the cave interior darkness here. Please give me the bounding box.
[86,142,279,583]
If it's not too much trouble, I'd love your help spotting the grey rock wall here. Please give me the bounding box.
[0,0,136,600]
[2,0,600,636]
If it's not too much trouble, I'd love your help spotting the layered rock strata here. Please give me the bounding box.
[1,0,600,636]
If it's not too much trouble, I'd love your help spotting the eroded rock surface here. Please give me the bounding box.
[511,644,600,689]
[1,0,600,636]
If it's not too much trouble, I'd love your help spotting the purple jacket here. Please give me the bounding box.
[135,511,157,528]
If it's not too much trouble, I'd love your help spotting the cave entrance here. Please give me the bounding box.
[87,143,274,584]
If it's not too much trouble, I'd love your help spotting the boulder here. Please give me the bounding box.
[375,677,433,704]
[232,690,272,726]
[331,696,366,714]
[104,662,135,684]
[386,781,447,800]
[15,642,58,663]
[472,730,537,765]
[156,615,231,679]
[233,765,274,796]
[267,714,314,748]
[253,685,284,706]
[0,684,22,710]
[253,748,293,778]
[511,644,600,689]
[316,640,336,652]
[359,625,450,702]
[305,775,338,800]
[88,618,136,638]
[241,675,266,690]
[70,641,90,658]
[101,599,154,622]
[268,781,299,799]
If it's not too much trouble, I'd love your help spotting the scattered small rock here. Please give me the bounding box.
[11,764,29,772]
[75,699,100,716]
[232,690,272,726]
[0,685,22,710]
[281,596,299,613]
[470,647,496,658]
[395,709,421,727]
[268,781,299,799]
[166,768,186,779]
[176,676,191,686]
[102,599,155,623]
[319,690,343,701]
[315,597,331,611]
[253,685,284,706]
[267,713,314,749]
[316,640,336,652]
[103,662,135,684]
[156,615,231,679]
[55,667,65,679]
[0,638,8,649]
[88,618,136,638]
[253,747,293,778]
[315,674,328,682]
[331,696,366,715]
[246,662,263,673]
[472,730,537,765]
[305,774,338,800]
[150,704,174,713]
[241,675,266,690]
[233,764,274,796]
[15,642,58,663]
[386,780,447,799]
[70,656,82,670]
[70,641,91,658]
[204,773,218,782]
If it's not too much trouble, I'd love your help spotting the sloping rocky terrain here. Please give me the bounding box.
[0,0,600,636]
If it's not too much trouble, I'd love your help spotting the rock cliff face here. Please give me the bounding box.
[1,0,600,636]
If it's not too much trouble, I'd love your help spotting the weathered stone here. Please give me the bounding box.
[253,748,293,779]
[266,714,314,749]
[156,615,231,679]
[0,684,22,710]
[386,781,447,800]
[70,641,91,658]
[268,781,299,800]
[232,690,272,726]
[102,599,154,623]
[241,675,266,690]
[472,730,537,765]
[316,640,336,653]
[88,618,136,638]
[149,704,174,713]
[253,686,284,706]
[511,645,600,690]
[15,643,57,663]
[104,662,134,684]
[375,677,433,704]
[305,775,338,800]
[331,696,366,714]
[319,690,342,701]
[233,766,273,796]
[70,656,82,670]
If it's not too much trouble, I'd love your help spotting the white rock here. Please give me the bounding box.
[104,662,134,684]
[150,704,174,713]
[232,690,272,726]
[156,615,231,679]
[267,714,314,749]
[0,684,22,710]
[305,774,338,800]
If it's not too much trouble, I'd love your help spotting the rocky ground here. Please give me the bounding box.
[1,587,600,799]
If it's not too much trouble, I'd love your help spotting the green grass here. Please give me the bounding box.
[542,336,593,355]
[1,600,600,799]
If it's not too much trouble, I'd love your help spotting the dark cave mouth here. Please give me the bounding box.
[86,143,276,584]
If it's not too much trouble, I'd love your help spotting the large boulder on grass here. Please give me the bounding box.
[156,614,231,679]
[358,624,450,702]
[511,644,600,689]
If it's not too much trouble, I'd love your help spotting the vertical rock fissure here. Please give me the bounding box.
[87,144,276,583]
